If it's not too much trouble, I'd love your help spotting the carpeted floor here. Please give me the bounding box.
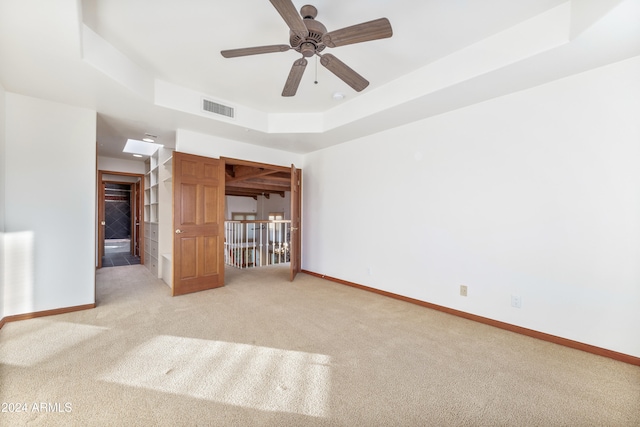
[1,264,639,426]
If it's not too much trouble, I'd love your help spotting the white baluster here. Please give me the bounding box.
[234,222,238,268]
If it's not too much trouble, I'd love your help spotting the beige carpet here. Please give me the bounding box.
[1,264,639,426]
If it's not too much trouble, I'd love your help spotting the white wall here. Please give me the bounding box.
[4,93,96,316]
[0,82,6,321]
[302,55,640,358]
[98,156,146,174]
[259,193,291,220]
[226,196,257,220]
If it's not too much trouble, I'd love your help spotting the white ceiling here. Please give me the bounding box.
[0,0,638,160]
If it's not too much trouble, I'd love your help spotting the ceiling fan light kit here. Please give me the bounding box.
[220,0,393,97]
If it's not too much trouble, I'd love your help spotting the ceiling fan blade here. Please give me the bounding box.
[221,45,291,58]
[269,0,309,40]
[319,53,369,92]
[282,58,308,97]
[322,18,393,48]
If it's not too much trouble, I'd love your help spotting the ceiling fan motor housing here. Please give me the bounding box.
[289,7,327,56]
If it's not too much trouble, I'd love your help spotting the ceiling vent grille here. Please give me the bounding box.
[202,98,235,119]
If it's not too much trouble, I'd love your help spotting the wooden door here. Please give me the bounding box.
[173,152,225,296]
[290,164,302,281]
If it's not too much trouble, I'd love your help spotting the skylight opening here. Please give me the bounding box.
[123,139,163,157]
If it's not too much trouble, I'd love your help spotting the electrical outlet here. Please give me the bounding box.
[511,295,522,308]
[460,285,468,297]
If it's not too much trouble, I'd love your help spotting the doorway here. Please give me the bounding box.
[98,171,145,268]
[103,183,140,266]
[221,157,301,281]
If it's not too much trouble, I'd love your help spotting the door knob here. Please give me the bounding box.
[175,229,183,234]
[101,221,106,226]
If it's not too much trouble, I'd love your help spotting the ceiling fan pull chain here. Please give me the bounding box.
[314,56,319,85]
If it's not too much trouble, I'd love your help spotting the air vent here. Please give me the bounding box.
[202,98,235,118]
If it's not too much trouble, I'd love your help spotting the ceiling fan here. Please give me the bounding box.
[221,0,393,97]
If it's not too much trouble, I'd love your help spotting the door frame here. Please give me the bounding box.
[97,170,145,269]
[221,157,302,280]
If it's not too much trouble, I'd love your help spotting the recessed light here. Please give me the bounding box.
[133,154,143,158]
[142,138,154,143]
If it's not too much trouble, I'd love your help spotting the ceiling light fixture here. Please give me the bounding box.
[332,92,344,100]
[143,133,157,143]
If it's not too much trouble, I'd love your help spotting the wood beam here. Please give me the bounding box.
[225,189,262,197]
[223,158,291,201]
[226,181,290,192]
[225,189,284,199]
[226,165,281,183]
[252,174,291,183]
[247,177,291,186]
[222,157,291,173]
